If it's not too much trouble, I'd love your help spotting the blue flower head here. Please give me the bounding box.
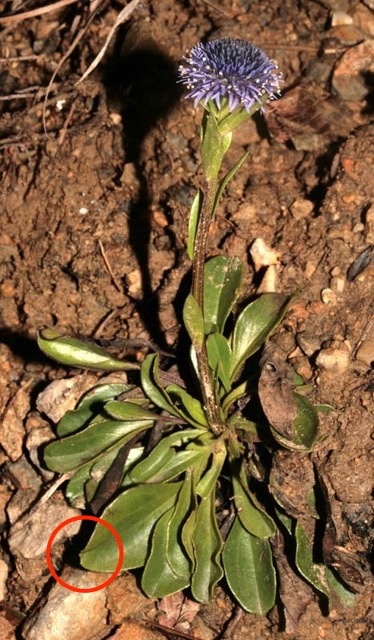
[178,38,282,113]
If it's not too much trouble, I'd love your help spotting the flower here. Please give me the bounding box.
[178,38,282,113]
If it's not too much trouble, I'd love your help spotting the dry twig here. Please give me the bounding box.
[98,239,122,292]
[76,0,142,85]
[0,0,80,23]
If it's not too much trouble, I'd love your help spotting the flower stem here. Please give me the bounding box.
[192,177,225,436]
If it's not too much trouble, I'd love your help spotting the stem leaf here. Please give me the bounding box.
[223,516,276,614]
[203,256,243,334]
[230,293,291,381]
[80,482,182,571]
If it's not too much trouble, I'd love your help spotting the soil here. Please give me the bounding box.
[0,1,373,639]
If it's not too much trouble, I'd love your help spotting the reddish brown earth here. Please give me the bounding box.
[0,1,373,639]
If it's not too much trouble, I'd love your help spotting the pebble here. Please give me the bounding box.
[290,198,314,220]
[296,332,321,357]
[355,339,374,367]
[330,276,345,293]
[257,264,278,293]
[250,237,280,271]
[331,11,353,26]
[126,268,142,298]
[316,348,351,373]
[290,356,314,381]
[152,209,169,228]
[22,569,108,640]
[321,288,337,304]
[332,40,374,101]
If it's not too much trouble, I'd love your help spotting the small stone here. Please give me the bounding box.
[321,288,337,304]
[332,40,374,101]
[355,339,374,367]
[109,112,122,125]
[330,276,345,293]
[257,264,278,293]
[331,11,353,26]
[296,332,321,357]
[6,457,42,491]
[250,238,280,271]
[36,375,98,423]
[290,198,314,220]
[316,348,351,373]
[126,269,142,298]
[152,209,168,228]
[290,356,313,381]
[304,261,317,278]
[330,266,341,277]
[21,569,108,640]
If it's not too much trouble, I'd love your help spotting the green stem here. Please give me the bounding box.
[192,177,225,436]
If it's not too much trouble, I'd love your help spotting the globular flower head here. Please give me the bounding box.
[178,38,282,113]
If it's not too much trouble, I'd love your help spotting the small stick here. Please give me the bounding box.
[200,0,232,16]
[57,100,77,147]
[0,0,80,23]
[147,620,205,640]
[76,0,141,85]
[42,0,106,132]
[98,239,122,292]
[221,607,244,639]
[0,55,41,62]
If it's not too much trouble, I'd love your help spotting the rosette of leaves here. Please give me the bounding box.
[38,256,353,616]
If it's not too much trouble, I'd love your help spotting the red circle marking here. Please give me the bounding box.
[46,515,124,592]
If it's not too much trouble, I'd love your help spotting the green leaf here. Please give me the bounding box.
[166,384,208,427]
[166,472,193,578]
[315,403,335,414]
[231,464,276,538]
[326,568,356,606]
[270,393,319,452]
[217,97,266,135]
[104,400,160,421]
[274,506,294,535]
[196,442,226,498]
[223,516,276,614]
[37,328,139,371]
[190,492,224,603]
[222,377,254,415]
[56,383,129,436]
[203,256,243,333]
[44,417,152,473]
[206,333,232,394]
[226,414,259,436]
[80,482,181,571]
[187,190,202,260]
[230,294,291,381]
[129,429,207,484]
[65,460,96,507]
[65,444,143,507]
[141,354,182,418]
[142,476,193,597]
[201,111,231,181]
[213,151,249,216]
[295,521,329,597]
[183,293,205,348]
[141,507,190,597]
[181,499,198,571]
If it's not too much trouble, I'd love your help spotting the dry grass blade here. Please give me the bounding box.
[0,0,80,23]
[76,0,142,85]
[41,0,108,131]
